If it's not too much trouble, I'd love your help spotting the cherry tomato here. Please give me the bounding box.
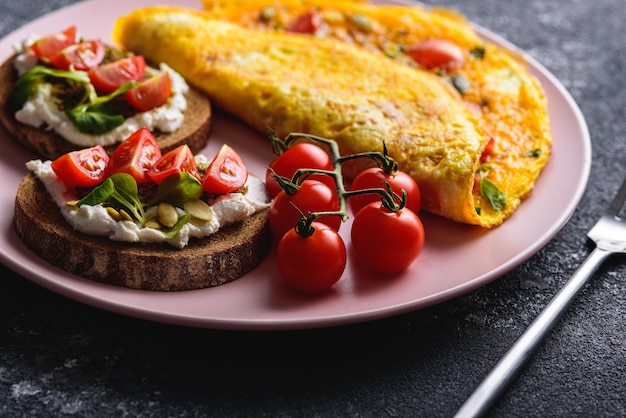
[107,127,162,183]
[30,26,77,59]
[147,144,198,185]
[351,202,425,273]
[202,144,248,194]
[276,222,346,293]
[349,167,421,215]
[269,179,341,240]
[405,39,465,71]
[88,55,146,93]
[49,40,105,71]
[285,9,322,34]
[266,142,335,198]
[125,71,171,112]
[50,145,109,189]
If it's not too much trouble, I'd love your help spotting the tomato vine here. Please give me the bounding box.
[267,130,425,292]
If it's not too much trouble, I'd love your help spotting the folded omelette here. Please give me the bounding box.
[112,5,551,228]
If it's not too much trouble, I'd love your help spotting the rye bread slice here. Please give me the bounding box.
[14,172,272,291]
[0,55,212,160]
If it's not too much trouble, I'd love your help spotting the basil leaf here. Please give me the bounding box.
[147,172,203,207]
[479,177,507,211]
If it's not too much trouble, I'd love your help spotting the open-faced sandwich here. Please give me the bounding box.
[13,127,271,291]
[112,4,551,228]
[0,25,212,160]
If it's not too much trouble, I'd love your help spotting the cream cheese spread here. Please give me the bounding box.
[13,36,188,147]
[26,157,270,249]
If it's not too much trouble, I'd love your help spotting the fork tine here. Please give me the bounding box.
[607,177,626,216]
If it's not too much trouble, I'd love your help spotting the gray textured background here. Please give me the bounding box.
[1,1,625,417]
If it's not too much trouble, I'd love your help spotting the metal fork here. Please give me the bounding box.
[455,177,626,418]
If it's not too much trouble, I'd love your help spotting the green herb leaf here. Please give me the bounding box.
[77,173,145,223]
[66,82,136,134]
[147,172,203,207]
[77,177,116,207]
[470,44,486,59]
[8,65,91,109]
[66,105,125,135]
[161,213,191,240]
[524,148,542,157]
[479,177,507,211]
[109,173,145,222]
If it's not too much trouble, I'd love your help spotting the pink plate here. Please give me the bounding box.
[0,0,590,330]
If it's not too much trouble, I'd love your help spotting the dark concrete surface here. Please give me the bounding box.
[1,0,625,417]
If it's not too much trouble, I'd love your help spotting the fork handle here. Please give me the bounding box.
[454,246,612,418]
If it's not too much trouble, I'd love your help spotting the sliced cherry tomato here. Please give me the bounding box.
[269,179,341,240]
[266,142,335,198]
[351,202,425,273]
[147,144,198,185]
[30,26,77,59]
[125,71,171,112]
[49,40,105,71]
[405,39,465,71]
[202,144,248,194]
[349,167,421,215]
[285,9,322,34]
[50,145,109,189]
[88,56,146,93]
[480,137,496,163]
[276,222,346,293]
[107,127,162,183]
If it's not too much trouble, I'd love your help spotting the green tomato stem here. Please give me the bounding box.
[269,130,406,237]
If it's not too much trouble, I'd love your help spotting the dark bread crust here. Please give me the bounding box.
[0,55,212,159]
[14,172,272,291]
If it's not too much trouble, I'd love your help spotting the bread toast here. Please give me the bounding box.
[14,172,271,291]
[0,55,212,160]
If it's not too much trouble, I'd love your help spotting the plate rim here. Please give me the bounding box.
[0,0,591,330]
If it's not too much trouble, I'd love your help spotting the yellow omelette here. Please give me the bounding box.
[112,5,550,228]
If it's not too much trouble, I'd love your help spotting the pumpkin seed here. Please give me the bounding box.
[106,206,122,221]
[118,209,133,222]
[144,217,162,230]
[157,202,178,227]
[183,199,213,221]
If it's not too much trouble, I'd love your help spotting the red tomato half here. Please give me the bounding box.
[202,144,248,194]
[50,40,105,71]
[125,71,171,112]
[405,39,465,71]
[351,202,425,273]
[107,127,162,183]
[266,142,335,198]
[349,167,421,215]
[30,26,77,59]
[51,145,109,189]
[269,179,341,240]
[276,222,347,293]
[285,9,322,34]
[88,56,146,93]
[480,137,496,163]
[147,145,199,185]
